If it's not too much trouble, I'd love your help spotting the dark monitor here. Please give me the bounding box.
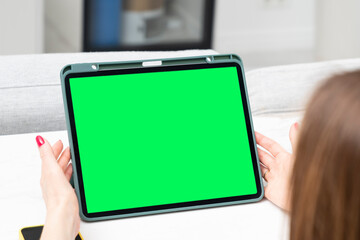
[83,0,215,51]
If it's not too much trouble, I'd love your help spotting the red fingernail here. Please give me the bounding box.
[294,122,298,129]
[36,135,45,147]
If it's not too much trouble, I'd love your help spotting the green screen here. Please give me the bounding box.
[69,66,257,213]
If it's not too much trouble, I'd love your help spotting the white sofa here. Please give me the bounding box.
[1,50,360,240]
[1,50,360,135]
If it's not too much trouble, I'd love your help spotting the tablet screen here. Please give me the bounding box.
[66,62,261,218]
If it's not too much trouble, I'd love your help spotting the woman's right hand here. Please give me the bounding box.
[255,122,299,212]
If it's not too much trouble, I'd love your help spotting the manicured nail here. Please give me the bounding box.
[294,122,298,129]
[36,135,45,147]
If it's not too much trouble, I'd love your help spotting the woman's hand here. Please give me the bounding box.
[255,122,299,212]
[36,135,80,240]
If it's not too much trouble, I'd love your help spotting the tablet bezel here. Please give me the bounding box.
[64,61,263,220]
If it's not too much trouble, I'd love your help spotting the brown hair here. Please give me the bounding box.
[290,70,360,240]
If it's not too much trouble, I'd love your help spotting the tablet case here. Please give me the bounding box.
[61,54,264,221]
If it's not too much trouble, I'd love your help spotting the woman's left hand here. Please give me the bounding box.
[36,135,80,240]
[255,122,299,211]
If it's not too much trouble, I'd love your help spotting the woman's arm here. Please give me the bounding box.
[36,136,80,240]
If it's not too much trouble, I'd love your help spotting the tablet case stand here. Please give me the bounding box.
[61,54,242,77]
[61,54,264,221]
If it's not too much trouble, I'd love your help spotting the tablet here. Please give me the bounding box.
[61,55,263,221]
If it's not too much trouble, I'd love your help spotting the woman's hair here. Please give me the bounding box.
[290,70,360,240]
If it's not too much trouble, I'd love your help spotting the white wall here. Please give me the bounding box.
[213,0,315,69]
[0,0,43,55]
[0,0,318,69]
[316,0,360,60]
[45,0,82,53]
[4,0,360,68]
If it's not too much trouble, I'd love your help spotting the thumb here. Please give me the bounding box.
[289,122,299,152]
[36,135,56,164]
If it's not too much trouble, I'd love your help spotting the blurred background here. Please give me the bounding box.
[0,0,359,70]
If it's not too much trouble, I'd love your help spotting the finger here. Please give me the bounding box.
[64,163,73,181]
[257,147,275,169]
[58,147,71,171]
[255,131,286,158]
[260,164,270,182]
[289,122,299,152]
[52,140,63,160]
[264,186,270,200]
[36,135,57,166]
